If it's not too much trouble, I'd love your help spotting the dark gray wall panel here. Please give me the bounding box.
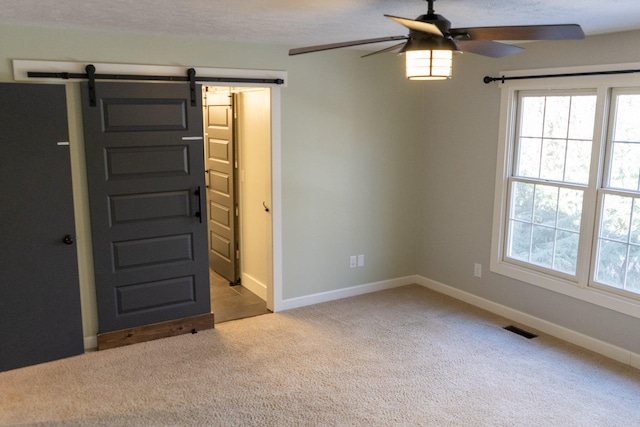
[113,234,193,270]
[110,191,191,224]
[106,146,189,179]
[103,99,187,132]
[116,276,195,314]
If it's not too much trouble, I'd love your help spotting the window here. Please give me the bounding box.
[507,92,595,277]
[594,90,640,296]
[492,71,640,318]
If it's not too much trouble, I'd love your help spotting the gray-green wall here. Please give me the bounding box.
[0,25,421,338]
[2,23,639,355]
[417,30,640,355]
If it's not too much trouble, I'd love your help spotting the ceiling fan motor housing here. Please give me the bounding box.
[416,13,452,35]
[402,13,459,53]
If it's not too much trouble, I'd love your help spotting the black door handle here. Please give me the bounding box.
[63,235,75,245]
[195,186,203,223]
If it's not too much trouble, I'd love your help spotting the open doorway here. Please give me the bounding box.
[202,86,273,323]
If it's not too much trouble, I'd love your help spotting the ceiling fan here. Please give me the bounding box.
[289,0,585,80]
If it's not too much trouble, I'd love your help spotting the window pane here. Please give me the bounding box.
[511,181,534,221]
[515,94,595,185]
[554,230,579,275]
[557,188,583,232]
[612,95,640,142]
[600,194,632,242]
[516,138,542,178]
[626,245,640,293]
[609,94,640,192]
[543,96,570,138]
[533,185,558,227]
[507,221,532,262]
[520,96,545,138]
[631,200,640,245]
[595,195,640,295]
[565,139,591,184]
[507,182,582,276]
[531,225,554,268]
[568,96,596,140]
[595,240,627,288]
[609,142,640,191]
[540,139,566,181]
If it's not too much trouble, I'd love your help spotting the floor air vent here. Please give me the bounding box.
[504,325,538,339]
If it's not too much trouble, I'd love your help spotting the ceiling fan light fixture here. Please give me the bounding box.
[288,0,585,81]
[401,37,458,80]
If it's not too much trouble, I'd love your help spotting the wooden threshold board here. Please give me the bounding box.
[97,313,214,351]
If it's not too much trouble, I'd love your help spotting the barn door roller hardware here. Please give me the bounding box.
[27,64,285,107]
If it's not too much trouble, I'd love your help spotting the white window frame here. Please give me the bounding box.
[491,63,640,319]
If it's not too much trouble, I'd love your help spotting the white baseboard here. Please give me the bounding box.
[82,275,640,369]
[84,335,97,351]
[279,275,416,311]
[242,272,267,301]
[631,352,640,370]
[84,277,413,350]
[416,275,640,370]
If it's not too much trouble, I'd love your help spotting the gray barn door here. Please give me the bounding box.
[81,82,210,333]
[0,83,84,371]
[204,90,238,283]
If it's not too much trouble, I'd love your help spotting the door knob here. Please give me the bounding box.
[63,235,75,245]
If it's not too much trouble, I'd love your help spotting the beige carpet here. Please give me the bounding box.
[1,285,639,426]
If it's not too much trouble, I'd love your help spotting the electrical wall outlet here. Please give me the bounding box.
[350,256,357,268]
[474,263,482,278]
[357,254,364,267]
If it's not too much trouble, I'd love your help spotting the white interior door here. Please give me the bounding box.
[237,88,272,301]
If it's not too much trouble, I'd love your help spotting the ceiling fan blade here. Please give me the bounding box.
[451,24,584,41]
[456,40,524,58]
[384,15,443,37]
[289,36,409,56]
[361,42,406,58]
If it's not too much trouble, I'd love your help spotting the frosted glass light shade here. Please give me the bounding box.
[406,50,453,80]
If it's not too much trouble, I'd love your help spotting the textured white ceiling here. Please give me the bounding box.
[1,0,640,49]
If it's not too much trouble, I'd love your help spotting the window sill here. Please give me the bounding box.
[490,259,640,320]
